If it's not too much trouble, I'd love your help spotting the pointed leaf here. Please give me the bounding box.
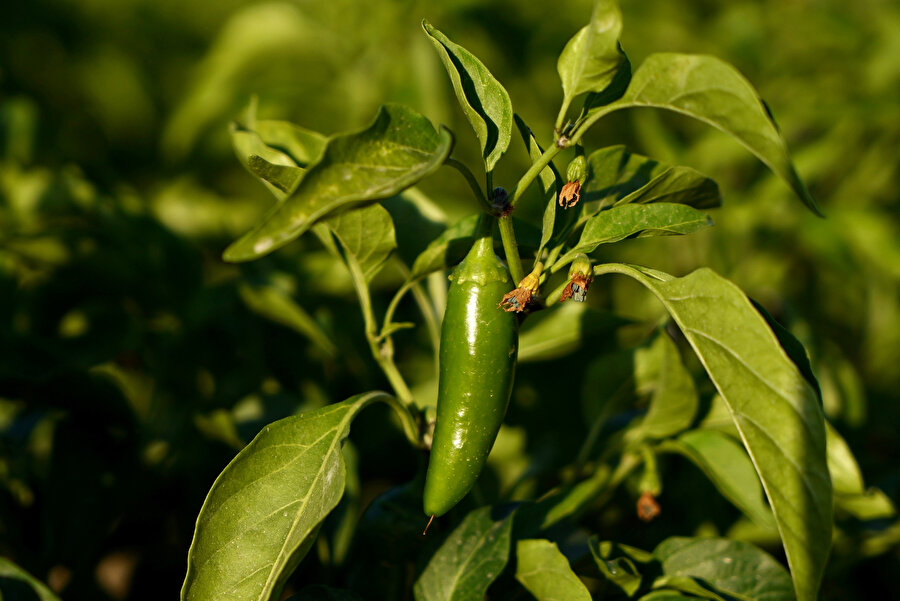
[181,392,391,601]
[232,124,304,200]
[596,264,831,601]
[414,506,514,601]
[253,120,327,168]
[514,114,565,255]
[318,203,397,283]
[589,539,644,596]
[583,54,821,215]
[652,537,793,601]
[557,0,629,107]
[555,203,712,270]
[662,429,775,528]
[0,557,61,601]
[410,214,481,280]
[515,539,591,601]
[826,421,895,520]
[422,21,513,172]
[239,283,338,357]
[224,104,453,262]
[627,331,698,442]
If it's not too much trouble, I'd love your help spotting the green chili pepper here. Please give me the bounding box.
[423,227,518,517]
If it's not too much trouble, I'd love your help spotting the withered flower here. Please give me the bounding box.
[499,264,542,313]
[558,180,582,209]
[636,490,661,522]
[560,254,593,302]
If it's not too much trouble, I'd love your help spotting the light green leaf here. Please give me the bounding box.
[0,557,61,601]
[224,104,452,262]
[410,214,480,280]
[515,539,591,601]
[414,506,514,601]
[557,0,628,116]
[662,429,775,528]
[422,20,513,173]
[554,203,712,270]
[582,146,721,218]
[181,392,391,601]
[826,421,895,520]
[652,537,794,601]
[589,539,644,596]
[317,203,397,283]
[253,120,327,168]
[581,54,821,215]
[639,592,696,601]
[595,264,831,601]
[239,283,338,358]
[514,114,564,256]
[518,302,628,363]
[232,124,304,200]
[627,331,698,442]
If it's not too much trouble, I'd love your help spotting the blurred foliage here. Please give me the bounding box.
[0,0,898,599]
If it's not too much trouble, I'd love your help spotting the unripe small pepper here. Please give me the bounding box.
[423,230,518,517]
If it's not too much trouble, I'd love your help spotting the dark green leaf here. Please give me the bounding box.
[286,584,364,601]
[751,300,822,402]
[414,506,514,601]
[598,265,831,601]
[514,114,563,255]
[410,214,481,280]
[518,302,629,363]
[181,392,391,601]
[555,203,712,270]
[627,331,698,442]
[589,539,646,596]
[583,54,821,215]
[515,539,591,601]
[239,283,338,357]
[557,0,629,115]
[661,429,775,528]
[0,557,61,601]
[316,203,397,283]
[652,537,794,601]
[422,20,513,173]
[224,104,453,262]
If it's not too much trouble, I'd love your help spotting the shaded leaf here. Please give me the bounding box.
[589,539,645,596]
[514,114,563,255]
[286,585,364,601]
[423,21,513,172]
[826,421,896,520]
[414,506,514,601]
[597,264,831,601]
[232,123,304,200]
[239,283,338,357]
[584,54,821,215]
[662,429,775,528]
[518,302,629,363]
[751,300,822,402]
[515,539,591,601]
[652,537,794,601]
[639,592,697,601]
[317,203,397,283]
[557,0,629,114]
[253,120,327,168]
[181,392,391,601]
[555,203,712,270]
[410,214,480,280]
[0,557,61,601]
[224,104,452,262]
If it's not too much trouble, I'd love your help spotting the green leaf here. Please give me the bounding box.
[224,104,453,262]
[826,421,896,520]
[518,302,628,363]
[232,124,305,200]
[582,54,821,215]
[652,537,794,601]
[582,146,721,221]
[513,114,565,256]
[422,20,513,173]
[253,120,328,168]
[589,539,645,596]
[662,429,775,528]
[414,506,514,601]
[410,214,481,280]
[515,539,591,601]
[286,585,364,601]
[316,203,397,283]
[246,155,304,197]
[638,592,696,601]
[0,557,61,601]
[751,300,822,402]
[557,0,629,117]
[627,331,698,442]
[596,264,831,601]
[181,392,391,601]
[554,203,712,270]
[239,283,338,358]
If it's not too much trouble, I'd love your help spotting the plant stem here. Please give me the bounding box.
[510,144,564,208]
[445,157,489,209]
[497,215,525,284]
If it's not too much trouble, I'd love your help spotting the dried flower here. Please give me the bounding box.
[499,264,542,313]
[558,180,582,209]
[560,254,592,302]
[636,490,661,522]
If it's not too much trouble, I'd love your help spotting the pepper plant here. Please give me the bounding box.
[181,1,856,599]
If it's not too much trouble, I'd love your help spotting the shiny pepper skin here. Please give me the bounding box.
[423,234,518,517]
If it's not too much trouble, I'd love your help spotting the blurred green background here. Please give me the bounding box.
[1,0,898,599]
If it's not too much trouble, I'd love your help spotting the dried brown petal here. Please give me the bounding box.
[499,287,532,313]
[560,273,592,302]
[636,490,661,522]
[558,180,581,209]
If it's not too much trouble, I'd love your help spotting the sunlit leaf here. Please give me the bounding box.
[423,20,512,173]
[827,421,896,520]
[515,539,591,601]
[316,203,397,283]
[597,264,831,601]
[414,506,514,601]
[181,392,391,601]
[410,214,480,280]
[224,104,452,262]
